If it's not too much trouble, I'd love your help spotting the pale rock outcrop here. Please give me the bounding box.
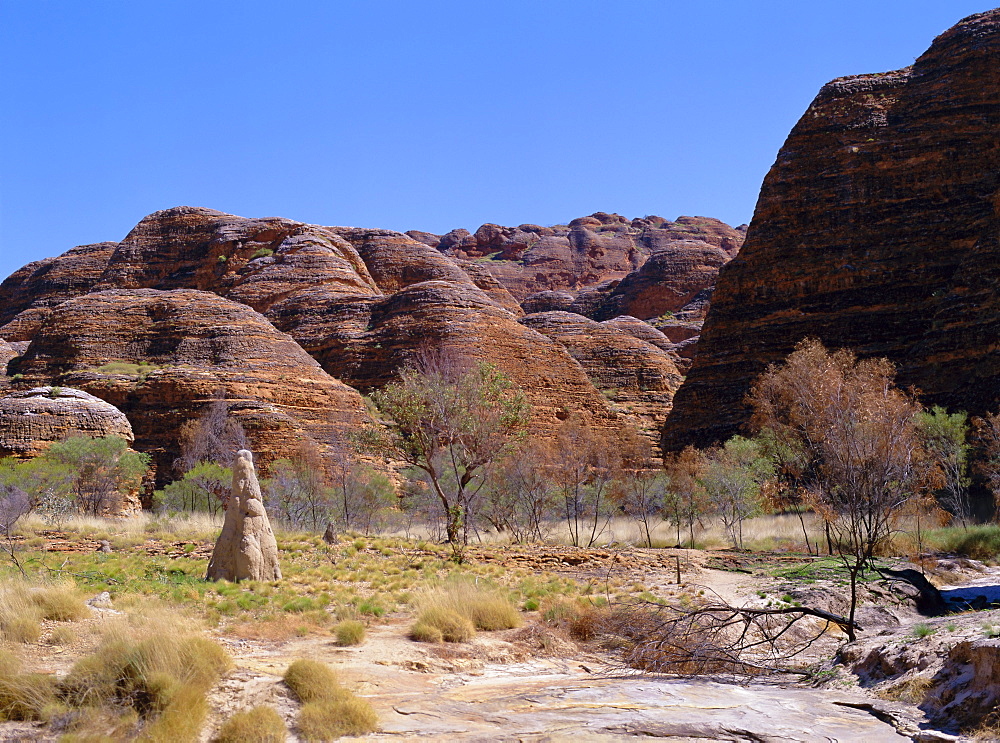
[206,449,281,582]
[0,386,134,458]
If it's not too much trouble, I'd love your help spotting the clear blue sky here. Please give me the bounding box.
[0,1,992,282]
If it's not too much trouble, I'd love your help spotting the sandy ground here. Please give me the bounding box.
[3,545,984,742]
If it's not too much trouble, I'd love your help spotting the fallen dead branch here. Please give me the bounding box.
[598,586,858,678]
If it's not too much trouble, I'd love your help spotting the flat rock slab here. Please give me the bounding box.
[373,673,911,741]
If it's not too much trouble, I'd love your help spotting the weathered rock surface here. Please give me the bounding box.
[207,450,281,582]
[0,386,134,458]
[664,9,1000,450]
[377,672,911,741]
[0,242,119,341]
[10,289,371,482]
[521,311,683,445]
[838,603,1000,734]
[590,240,730,322]
[0,339,16,373]
[97,206,380,312]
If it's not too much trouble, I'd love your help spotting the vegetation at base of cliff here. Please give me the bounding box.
[0,435,150,519]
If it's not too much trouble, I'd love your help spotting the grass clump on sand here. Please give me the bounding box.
[409,578,521,642]
[334,620,366,646]
[283,659,378,740]
[214,705,287,742]
[59,611,231,741]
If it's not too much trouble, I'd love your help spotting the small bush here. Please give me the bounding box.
[3,616,41,644]
[297,698,378,741]
[61,620,232,719]
[215,705,287,742]
[357,597,385,617]
[334,621,365,647]
[250,248,275,260]
[411,606,474,643]
[0,650,20,677]
[283,659,345,704]
[46,626,77,646]
[138,682,208,742]
[416,579,521,632]
[568,607,608,641]
[541,597,583,625]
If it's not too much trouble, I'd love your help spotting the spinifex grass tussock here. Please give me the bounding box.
[334,620,365,646]
[298,697,379,741]
[283,659,347,704]
[415,577,522,633]
[0,672,59,722]
[215,705,287,743]
[410,606,474,643]
[283,659,378,740]
[60,610,231,740]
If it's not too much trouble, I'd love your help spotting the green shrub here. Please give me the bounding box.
[911,623,936,639]
[215,705,287,742]
[357,597,385,617]
[250,248,274,260]
[334,620,365,647]
[297,698,378,740]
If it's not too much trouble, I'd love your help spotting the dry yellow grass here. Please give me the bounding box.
[411,606,475,643]
[298,698,378,740]
[283,659,346,704]
[215,705,287,743]
[0,579,87,644]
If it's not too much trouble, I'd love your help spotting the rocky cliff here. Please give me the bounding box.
[1,205,715,473]
[419,213,743,310]
[663,9,1000,450]
[0,386,134,458]
[9,289,372,482]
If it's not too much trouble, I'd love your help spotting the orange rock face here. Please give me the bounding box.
[663,9,1000,450]
[0,205,744,472]
[520,312,684,450]
[0,242,119,341]
[431,213,744,304]
[11,289,371,482]
[270,281,623,438]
